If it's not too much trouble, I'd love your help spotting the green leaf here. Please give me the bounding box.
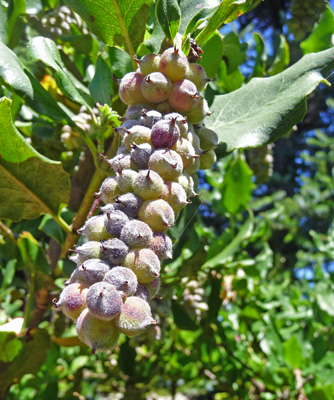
[199,31,223,80]
[89,55,113,106]
[268,35,290,76]
[301,8,334,55]
[182,5,219,38]
[7,0,25,42]
[66,0,153,54]
[38,214,67,245]
[207,48,334,155]
[220,157,254,215]
[27,36,89,107]
[315,282,334,317]
[0,332,23,363]
[118,339,136,376]
[109,47,133,79]
[222,31,248,75]
[282,335,303,369]
[0,41,73,123]
[206,276,222,322]
[0,329,50,400]
[308,384,334,400]
[251,32,266,78]
[203,213,254,269]
[1,259,17,289]
[0,3,8,44]
[172,301,198,330]
[195,0,255,45]
[0,97,70,221]
[156,0,181,40]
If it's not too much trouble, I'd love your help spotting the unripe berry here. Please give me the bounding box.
[138,199,175,232]
[123,104,148,120]
[69,241,101,265]
[156,101,173,114]
[97,176,122,204]
[141,72,172,103]
[136,53,161,75]
[100,238,129,266]
[185,155,200,174]
[130,143,154,170]
[104,209,129,238]
[185,129,202,154]
[172,138,198,170]
[134,284,151,302]
[195,125,219,151]
[123,125,152,151]
[113,193,143,218]
[184,96,211,124]
[77,215,111,241]
[116,169,138,192]
[151,119,180,149]
[185,63,210,91]
[159,47,188,82]
[104,266,138,297]
[107,153,138,173]
[143,277,161,299]
[53,282,88,320]
[132,169,164,200]
[176,172,196,197]
[78,259,110,284]
[160,181,188,213]
[164,112,188,137]
[192,172,199,191]
[76,309,120,353]
[119,118,145,131]
[119,71,147,105]
[147,232,173,260]
[122,248,161,283]
[148,149,183,181]
[168,79,199,113]
[86,281,123,320]
[139,109,163,128]
[120,219,153,248]
[200,149,217,170]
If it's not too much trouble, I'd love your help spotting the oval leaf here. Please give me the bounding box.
[0,97,70,222]
[156,0,181,40]
[206,47,334,155]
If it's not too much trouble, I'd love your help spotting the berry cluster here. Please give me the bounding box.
[247,144,274,184]
[287,0,327,41]
[54,45,219,353]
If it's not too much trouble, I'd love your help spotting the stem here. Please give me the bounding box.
[60,135,119,259]
[0,221,17,245]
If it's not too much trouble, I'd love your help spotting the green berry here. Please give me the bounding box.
[53,282,88,321]
[132,169,164,200]
[122,248,161,284]
[120,219,153,248]
[104,266,138,297]
[148,149,183,181]
[159,47,189,82]
[141,72,172,103]
[77,215,111,241]
[168,79,199,113]
[147,232,173,260]
[138,199,175,232]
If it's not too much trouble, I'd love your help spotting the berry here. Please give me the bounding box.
[132,169,164,200]
[200,149,217,170]
[156,101,173,114]
[176,172,196,197]
[77,215,111,241]
[123,104,148,120]
[76,309,120,353]
[185,63,210,91]
[107,153,138,173]
[116,169,138,193]
[97,176,122,204]
[130,143,154,170]
[114,296,155,337]
[119,71,147,105]
[195,125,219,151]
[168,79,199,113]
[148,149,183,181]
[172,138,198,170]
[100,238,129,266]
[147,232,173,260]
[184,96,211,124]
[122,248,161,283]
[159,47,188,82]
[151,119,180,149]
[104,209,129,238]
[53,282,88,320]
[139,109,163,128]
[141,72,172,103]
[160,181,188,213]
[138,199,175,232]
[136,53,161,75]
[78,259,110,284]
[113,193,143,218]
[104,266,138,297]
[119,118,144,131]
[123,125,152,151]
[120,219,153,248]
[134,284,151,302]
[164,112,188,137]
[143,277,161,299]
[69,241,102,265]
[86,281,123,320]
